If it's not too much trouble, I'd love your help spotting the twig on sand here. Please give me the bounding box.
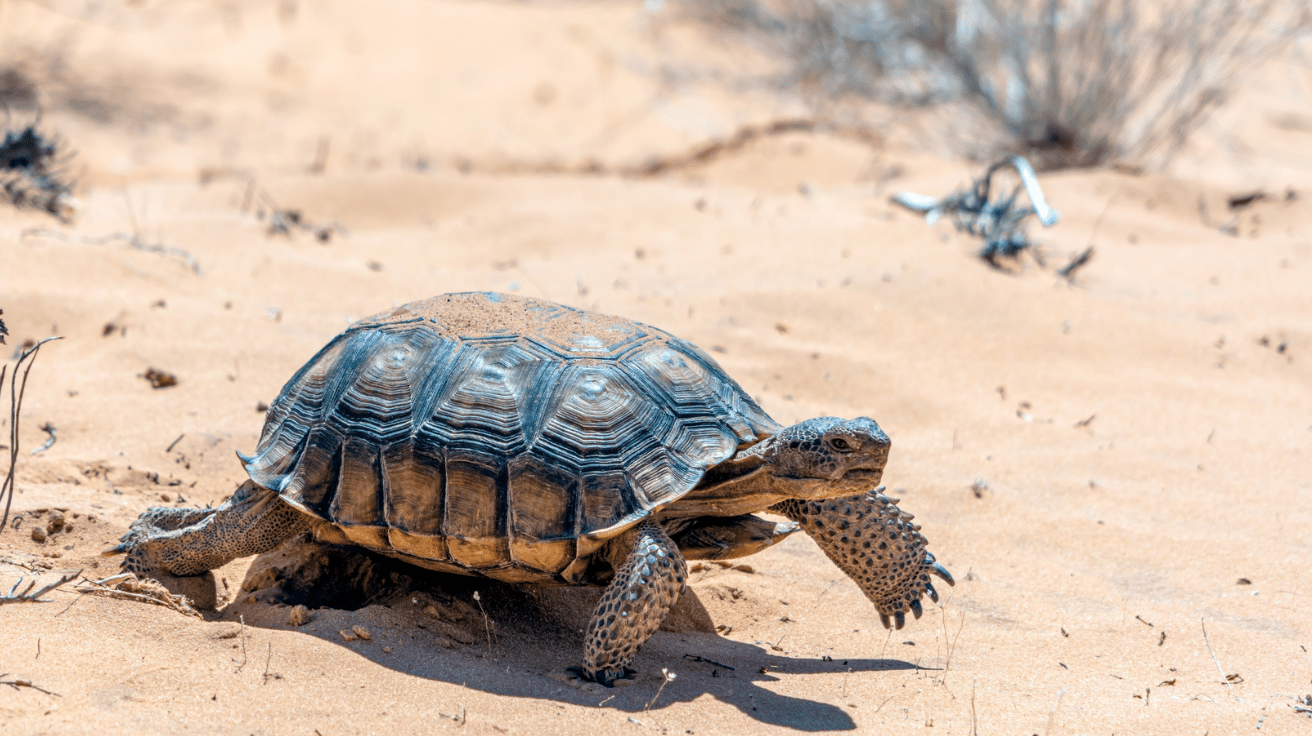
[644,668,677,711]
[970,678,979,736]
[165,433,186,453]
[1057,247,1095,281]
[438,708,467,725]
[262,643,282,684]
[1044,688,1066,735]
[939,606,965,686]
[20,228,202,275]
[235,615,249,673]
[682,654,735,671]
[1,336,62,533]
[30,422,56,455]
[0,674,61,697]
[1201,618,1240,701]
[0,569,81,605]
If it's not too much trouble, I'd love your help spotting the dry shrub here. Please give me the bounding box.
[0,68,78,221]
[678,0,1312,169]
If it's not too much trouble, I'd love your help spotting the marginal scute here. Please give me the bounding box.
[240,292,780,582]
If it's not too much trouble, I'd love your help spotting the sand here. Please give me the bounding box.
[1,1,1310,734]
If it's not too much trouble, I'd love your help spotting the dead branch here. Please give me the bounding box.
[0,569,80,605]
[1,336,62,533]
[893,155,1060,266]
[0,674,61,697]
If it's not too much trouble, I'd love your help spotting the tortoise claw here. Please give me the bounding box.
[931,561,955,586]
[910,599,923,619]
[879,612,892,630]
[894,611,906,630]
[925,582,940,603]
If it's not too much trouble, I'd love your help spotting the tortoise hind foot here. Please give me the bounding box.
[581,518,687,686]
[105,480,311,577]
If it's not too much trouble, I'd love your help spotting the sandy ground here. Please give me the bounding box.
[1,1,1310,734]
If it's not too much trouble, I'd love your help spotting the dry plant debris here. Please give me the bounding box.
[0,674,60,697]
[72,572,201,618]
[0,118,77,221]
[0,569,80,605]
[1,334,61,533]
[20,228,202,275]
[893,155,1060,267]
[142,367,178,389]
[677,0,1312,169]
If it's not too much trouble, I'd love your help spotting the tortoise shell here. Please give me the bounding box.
[241,292,779,583]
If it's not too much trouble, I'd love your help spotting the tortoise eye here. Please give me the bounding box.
[829,437,852,452]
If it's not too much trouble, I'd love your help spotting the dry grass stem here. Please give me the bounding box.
[1,336,61,533]
[644,667,677,711]
[472,590,496,654]
[1200,617,1239,701]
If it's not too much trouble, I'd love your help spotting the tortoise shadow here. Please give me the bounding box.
[187,541,922,731]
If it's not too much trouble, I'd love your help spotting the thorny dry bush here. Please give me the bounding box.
[675,0,1312,169]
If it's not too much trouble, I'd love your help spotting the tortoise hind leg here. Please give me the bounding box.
[106,480,312,577]
[582,518,687,685]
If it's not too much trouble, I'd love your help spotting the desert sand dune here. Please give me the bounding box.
[1,1,1309,734]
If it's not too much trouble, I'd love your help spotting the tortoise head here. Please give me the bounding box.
[765,416,890,494]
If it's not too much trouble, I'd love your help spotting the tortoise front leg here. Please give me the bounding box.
[582,518,687,685]
[772,487,953,630]
[105,480,312,576]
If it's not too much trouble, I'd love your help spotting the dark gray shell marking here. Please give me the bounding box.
[241,292,779,581]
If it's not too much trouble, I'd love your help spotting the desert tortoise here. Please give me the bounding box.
[110,292,952,684]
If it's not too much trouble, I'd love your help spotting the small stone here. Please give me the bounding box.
[383,646,392,654]
[31,526,47,543]
[160,493,171,502]
[287,605,312,627]
[351,625,371,640]
[46,510,65,533]
[340,629,358,642]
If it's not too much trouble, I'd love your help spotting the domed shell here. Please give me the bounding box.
[241,292,779,583]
